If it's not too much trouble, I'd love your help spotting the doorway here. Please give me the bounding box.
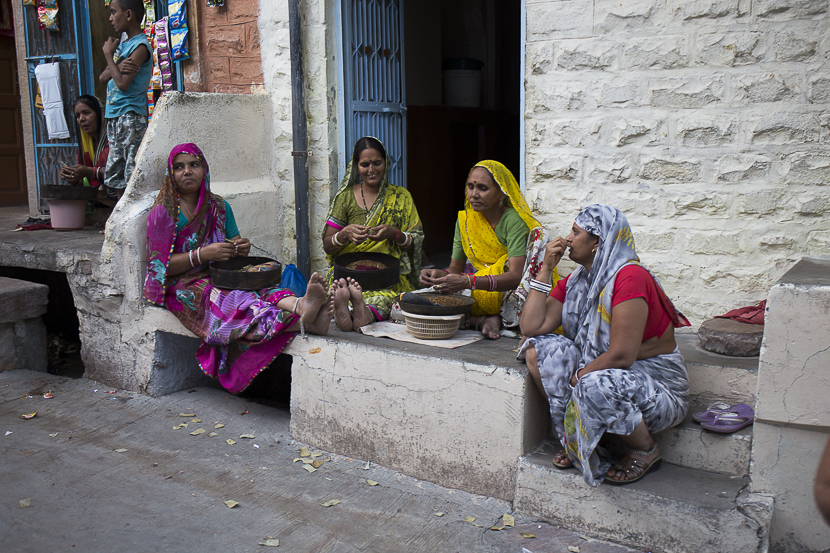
[0,35,27,206]
[403,0,521,259]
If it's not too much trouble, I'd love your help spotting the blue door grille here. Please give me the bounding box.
[343,0,406,188]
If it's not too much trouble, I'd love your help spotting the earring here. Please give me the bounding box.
[500,196,508,207]
[592,246,597,254]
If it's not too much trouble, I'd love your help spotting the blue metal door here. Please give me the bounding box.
[342,0,407,188]
[21,2,93,207]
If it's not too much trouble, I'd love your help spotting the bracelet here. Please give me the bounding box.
[529,278,552,295]
[332,232,343,247]
[196,247,202,265]
[466,274,472,289]
[576,367,586,380]
[488,275,496,292]
[188,249,195,267]
[403,232,412,247]
[394,229,403,243]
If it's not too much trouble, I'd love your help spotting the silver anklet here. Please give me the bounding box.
[292,297,306,339]
[628,442,658,457]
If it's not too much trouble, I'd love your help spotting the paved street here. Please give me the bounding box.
[0,369,644,553]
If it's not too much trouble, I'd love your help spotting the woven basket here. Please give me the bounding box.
[402,311,464,340]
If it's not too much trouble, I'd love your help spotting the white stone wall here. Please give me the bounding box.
[524,0,830,324]
[258,0,340,273]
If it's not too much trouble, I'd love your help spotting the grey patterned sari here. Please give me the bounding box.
[523,205,690,486]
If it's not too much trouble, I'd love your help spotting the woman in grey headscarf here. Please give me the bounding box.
[519,204,690,487]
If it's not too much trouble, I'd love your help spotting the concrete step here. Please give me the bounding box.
[514,441,773,553]
[653,403,753,477]
[677,333,758,406]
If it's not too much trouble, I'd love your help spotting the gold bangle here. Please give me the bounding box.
[467,274,472,289]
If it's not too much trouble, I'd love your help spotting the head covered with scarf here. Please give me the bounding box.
[563,204,689,362]
[144,143,227,305]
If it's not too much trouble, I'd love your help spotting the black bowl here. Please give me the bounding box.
[399,293,476,316]
[41,185,99,201]
[210,257,282,291]
[333,252,400,291]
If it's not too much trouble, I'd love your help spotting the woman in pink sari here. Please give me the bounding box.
[143,143,332,393]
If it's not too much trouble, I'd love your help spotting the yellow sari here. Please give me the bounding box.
[459,160,558,317]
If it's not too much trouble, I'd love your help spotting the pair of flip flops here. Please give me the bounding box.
[692,402,755,433]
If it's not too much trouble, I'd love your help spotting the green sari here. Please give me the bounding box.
[323,140,424,320]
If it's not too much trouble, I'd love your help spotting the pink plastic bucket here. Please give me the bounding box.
[47,199,86,231]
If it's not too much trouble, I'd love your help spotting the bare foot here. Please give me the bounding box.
[480,315,501,340]
[306,294,333,335]
[297,272,328,326]
[332,278,353,331]
[347,277,373,330]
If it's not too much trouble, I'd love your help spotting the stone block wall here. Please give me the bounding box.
[193,0,264,94]
[524,0,830,324]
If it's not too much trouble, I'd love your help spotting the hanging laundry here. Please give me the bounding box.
[33,62,70,139]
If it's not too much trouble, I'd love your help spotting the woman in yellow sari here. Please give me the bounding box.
[420,161,557,339]
[322,137,424,331]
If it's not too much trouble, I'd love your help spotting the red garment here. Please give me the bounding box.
[79,143,110,187]
[715,300,766,325]
[551,265,687,341]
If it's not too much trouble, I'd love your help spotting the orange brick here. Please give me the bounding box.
[205,26,246,56]
[228,0,258,23]
[230,57,264,85]
[208,57,231,84]
[246,23,261,55]
[202,4,228,26]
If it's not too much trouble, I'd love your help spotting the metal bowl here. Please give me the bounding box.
[41,185,99,201]
[399,293,476,316]
[210,257,282,291]
[332,252,400,291]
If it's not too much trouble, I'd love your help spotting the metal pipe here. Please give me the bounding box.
[288,0,311,278]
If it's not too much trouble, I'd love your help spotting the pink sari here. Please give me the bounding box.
[143,143,297,393]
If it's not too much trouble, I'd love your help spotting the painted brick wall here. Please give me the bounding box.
[524,0,830,324]
[195,0,263,94]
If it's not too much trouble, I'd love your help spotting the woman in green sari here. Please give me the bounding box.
[322,137,424,330]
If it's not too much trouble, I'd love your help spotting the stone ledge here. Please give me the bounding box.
[515,443,771,553]
[287,329,548,501]
[0,276,48,323]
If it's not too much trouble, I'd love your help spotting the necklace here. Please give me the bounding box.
[180,199,195,220]
[359,183,371,223]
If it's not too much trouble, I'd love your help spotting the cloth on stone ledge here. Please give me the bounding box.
[715,300,766,325]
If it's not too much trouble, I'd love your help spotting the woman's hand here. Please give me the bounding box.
[430,272,470,294]
[543,238,568,272]
[199,242,237,263]
[60,164,91,184]
[340,224,370,245]
[420,268,447,287]
[367,224,398,242]
[228,237,250,257]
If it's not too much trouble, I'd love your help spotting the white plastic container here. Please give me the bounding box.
[442,69,481,108]
[47,199,87,231]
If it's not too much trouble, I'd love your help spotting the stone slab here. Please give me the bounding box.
[0,369,645,553]
[654,404,752,477]
[697,317,763,357]
[0,323,15,372]
[13,317,47,372]
[751,421,830,553]
[0,276,48,323]
[757,258,830,426]
[515,443,773,553]
[287,329,548,501]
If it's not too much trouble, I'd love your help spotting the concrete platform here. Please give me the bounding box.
[678,333,759,405]
[653,404,753,477]
[286,329,549,502]
[514,441,773,553]
[0,369,644,553]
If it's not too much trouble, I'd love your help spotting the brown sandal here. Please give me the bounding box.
[552,449,574,469]
[605,443,662,485]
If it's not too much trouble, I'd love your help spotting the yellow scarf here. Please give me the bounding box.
[459,160,556,315]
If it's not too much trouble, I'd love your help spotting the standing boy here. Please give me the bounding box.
[99,0,152,200]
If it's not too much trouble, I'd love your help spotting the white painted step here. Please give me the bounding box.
[515,442,773,553]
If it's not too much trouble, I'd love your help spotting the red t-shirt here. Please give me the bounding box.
[551,265,673,341]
